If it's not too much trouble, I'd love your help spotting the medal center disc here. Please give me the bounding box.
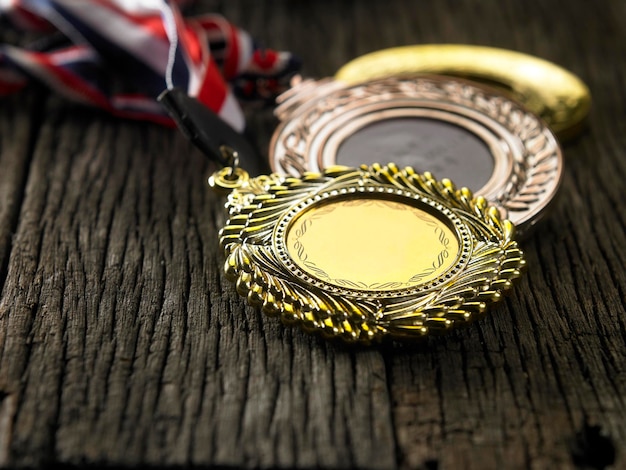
[284,195,461,291]
[335,118,494,192]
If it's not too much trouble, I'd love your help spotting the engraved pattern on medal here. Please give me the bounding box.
[275,77,561,227]
[219,164,525,343]
[287,198,457,290]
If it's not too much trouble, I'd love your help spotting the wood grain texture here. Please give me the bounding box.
[0,1,624,469]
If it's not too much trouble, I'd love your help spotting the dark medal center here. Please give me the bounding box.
[336,118,494,192]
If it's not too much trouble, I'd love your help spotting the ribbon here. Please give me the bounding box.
[0,0,300,131]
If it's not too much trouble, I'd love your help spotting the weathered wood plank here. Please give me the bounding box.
[0,0,625,469]
[0,93,40,290]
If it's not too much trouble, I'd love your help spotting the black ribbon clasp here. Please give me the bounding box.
[158,88,266,176]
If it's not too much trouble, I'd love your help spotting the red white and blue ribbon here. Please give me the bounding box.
[0,0,300,130]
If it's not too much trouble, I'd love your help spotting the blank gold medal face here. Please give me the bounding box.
[285,195,460,290]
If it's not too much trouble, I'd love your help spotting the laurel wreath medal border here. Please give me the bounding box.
[273,77,562,233]
[218,164,526,343]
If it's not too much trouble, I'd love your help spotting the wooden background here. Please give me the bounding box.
[1,0,625,468]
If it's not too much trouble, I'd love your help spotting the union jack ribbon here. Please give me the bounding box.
[0,0,300,130]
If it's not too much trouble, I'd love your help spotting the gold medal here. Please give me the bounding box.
[209,161,524,343]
